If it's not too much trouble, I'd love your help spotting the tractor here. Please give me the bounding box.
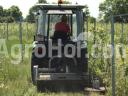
[31,2,89,91]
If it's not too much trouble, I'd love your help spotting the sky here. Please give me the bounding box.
[0,0,104,18]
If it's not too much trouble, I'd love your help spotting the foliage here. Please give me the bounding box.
[9,6,22,21]
[38,0,47,3]
[25,0,72,22]
[88,16,96,23]
[88,21,128,96]
[62,1,71,4]
[0,6,4,17]
[83,5,90,18]
[25,0,47,22]
[25,6,39,23]
[0,6,22,23]
[99,0,128,22]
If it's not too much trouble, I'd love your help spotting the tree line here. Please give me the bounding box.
[99,0,128,22]
[0,5,22,23]
[0,0,90,23]
[0,0,47,23]
[2,0,128,23]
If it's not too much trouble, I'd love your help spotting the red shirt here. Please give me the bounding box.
[55,22,70,33]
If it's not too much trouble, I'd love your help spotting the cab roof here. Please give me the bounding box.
[35,4,85,10]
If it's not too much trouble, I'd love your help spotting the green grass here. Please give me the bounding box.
[0,58,101,96]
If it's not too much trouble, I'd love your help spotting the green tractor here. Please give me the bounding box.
[31,3,89,91]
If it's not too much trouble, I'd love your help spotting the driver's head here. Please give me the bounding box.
[61,15,67,23]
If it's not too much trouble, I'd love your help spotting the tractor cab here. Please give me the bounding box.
[35,4,85,42]
[31,3,89,91]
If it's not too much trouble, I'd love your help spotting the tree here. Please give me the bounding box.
[25,7,36,22]
[25,6,39,22]
[38,0,47,3]
[25,0,47,22]
[0,6,4,17]
[88,16,96,23]
[63,1,71,4]
[52,0,71,4]
[9,6,22,21]
[99,0,128,22]
[84,5,90,17]
[0,6,22,22]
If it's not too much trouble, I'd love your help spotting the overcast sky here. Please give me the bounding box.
[0,0,104,18]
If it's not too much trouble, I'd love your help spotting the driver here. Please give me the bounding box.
[53,15,70,43]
